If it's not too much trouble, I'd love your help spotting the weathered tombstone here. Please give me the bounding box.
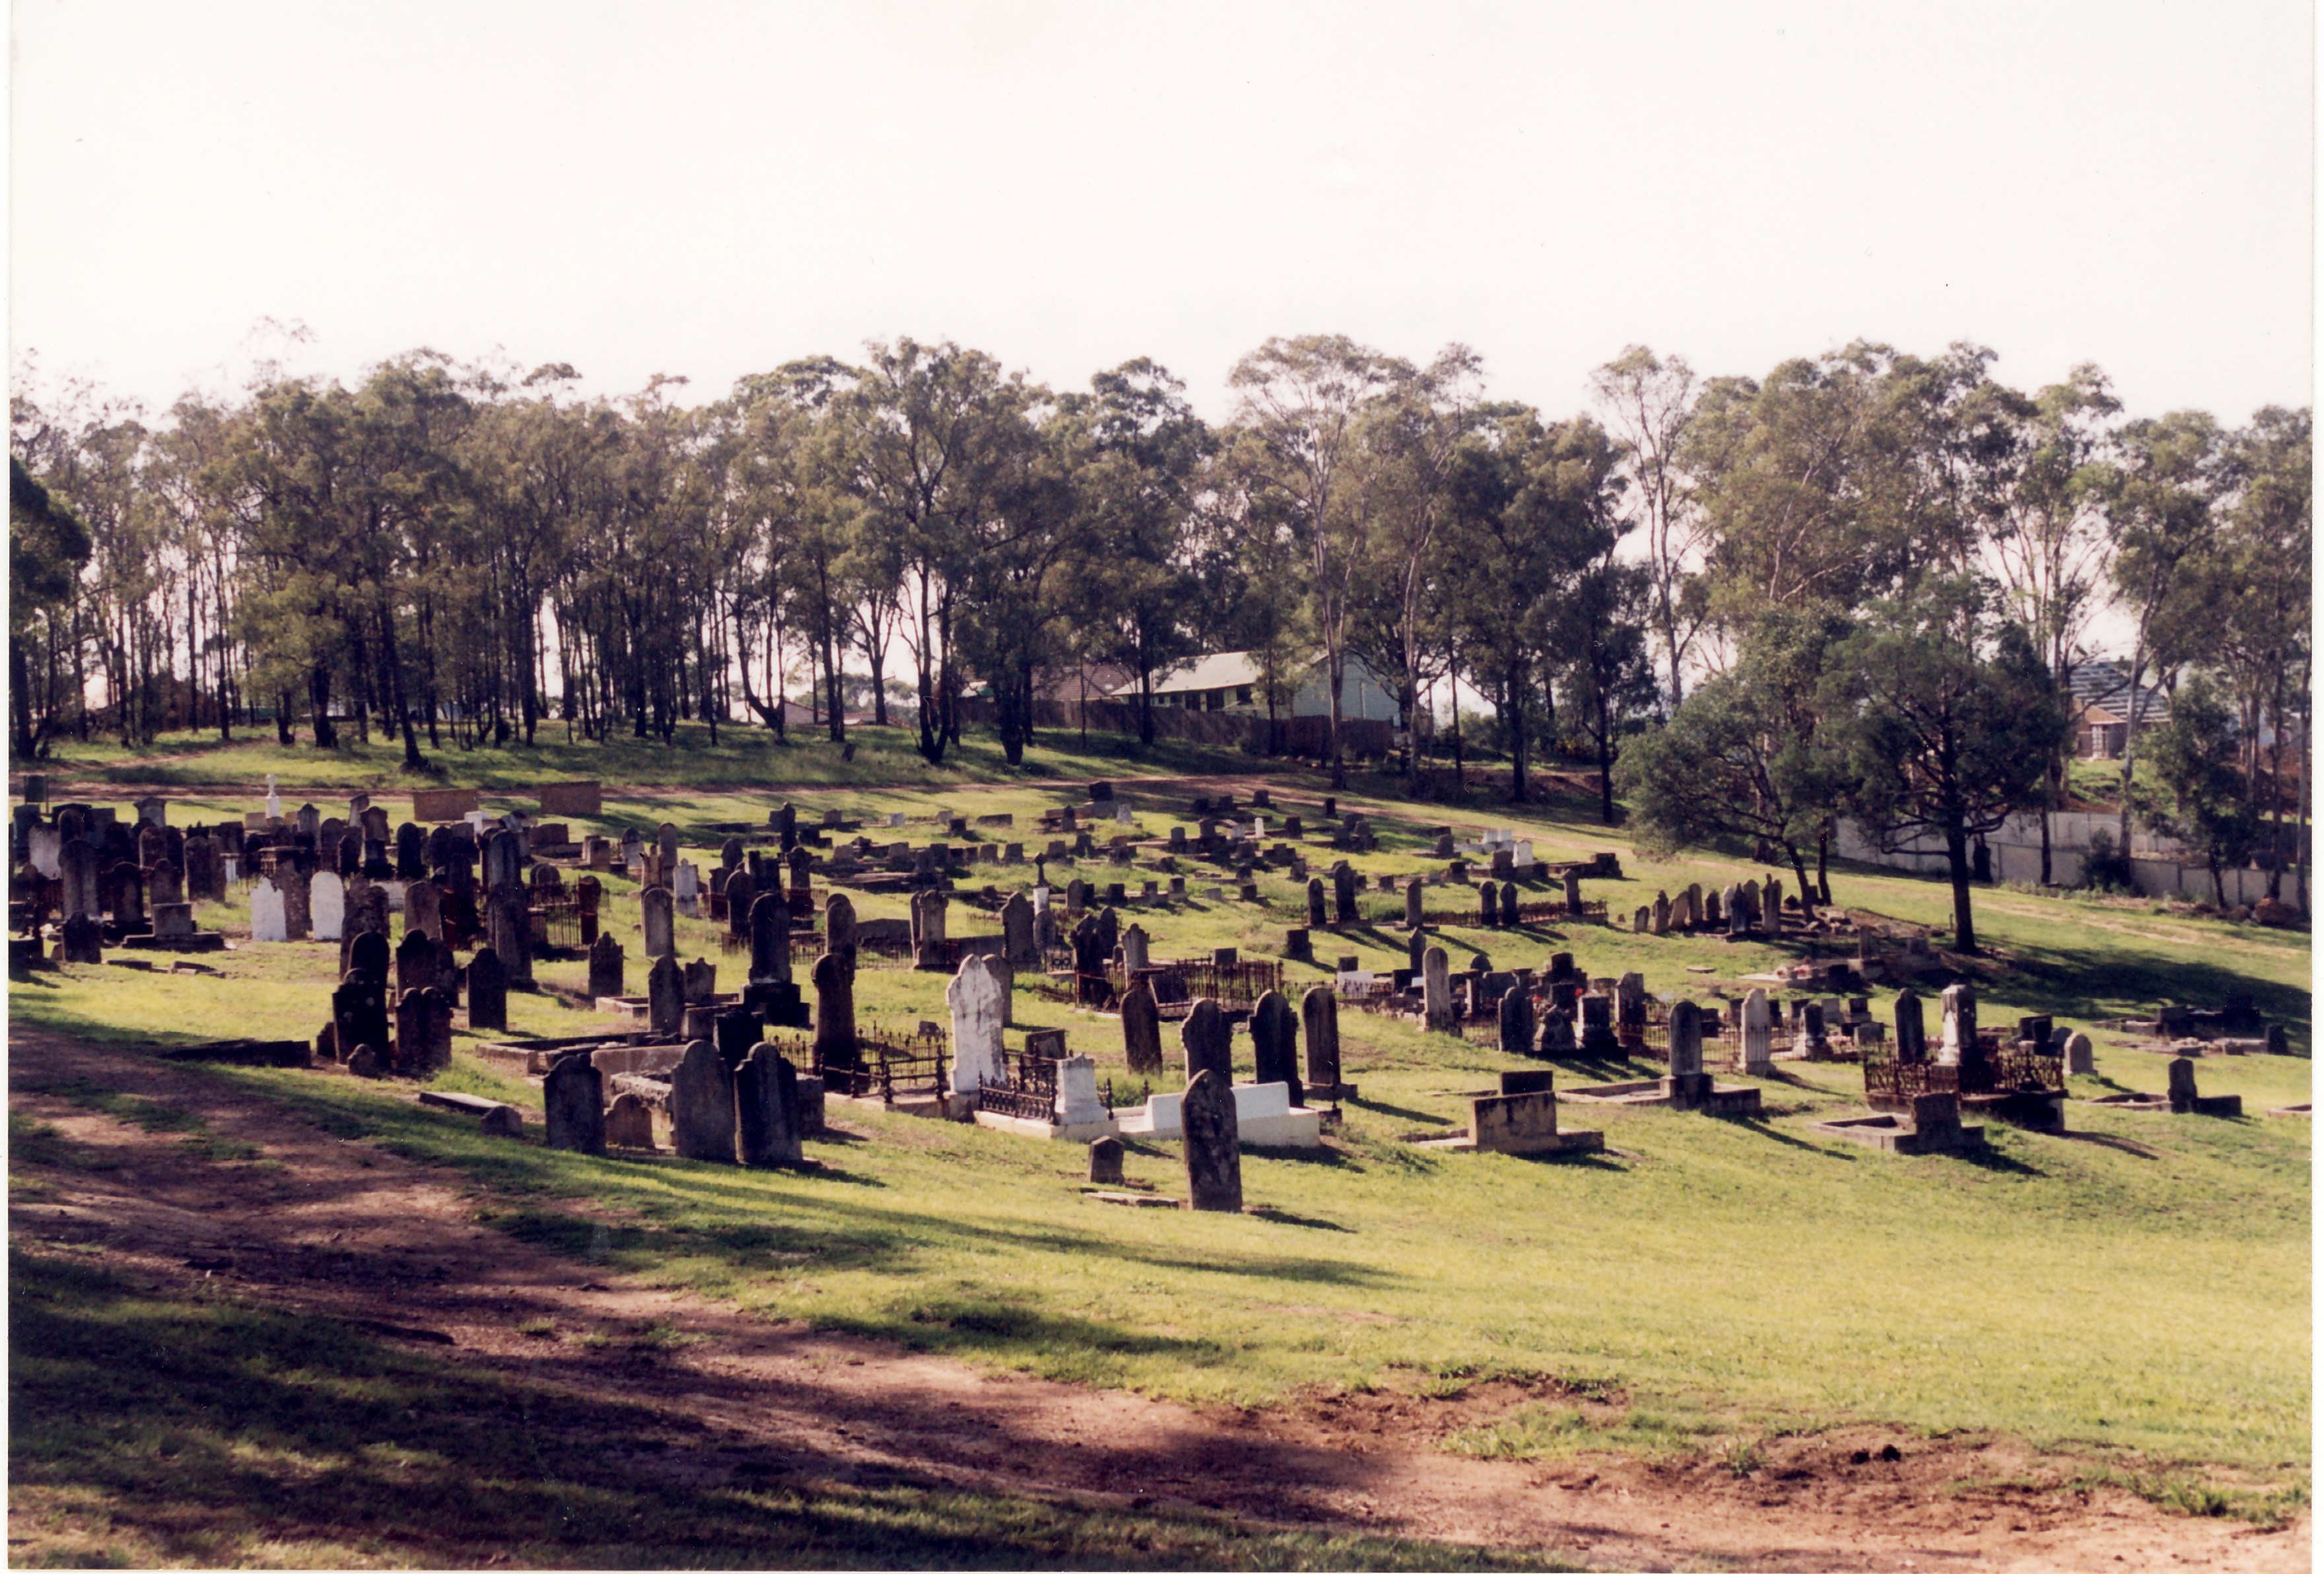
[750,892,792,984]
[1422,945,1455,1033]
[142,856,182,908]
[669,1040,737,1162]
[1120,922,1149,974]
[1179,998,1232,1083]
[58,840,100,920]
[1939,984,1976,1067]
[1499,986,1536,1058]
[1087,1135,1125,1186]
[1249,990,1301,1105]
[1894,990,1927,1064]
[1066,877,1088,915]
[643,954,683,1038]
[947,954,1007,1094]
[2166,1056,2200,1114]
[642,886,675,959]
[1740,988,1775,1073]
[735,1043,803,1167]
[396,986,453,1076]
[1000,891,1035,965]
[824,892,858,979]
[248,875,288,943]
[1668,999,1706,1080]
[1120,980,1165,1076]
[182,835,222,903]
[605,1092,656,1149]
[1763,874,1784,936]
[811,951,854,1062]
[1478,879,1500,928]
[1332,862,1357,924]
[403,877,443,946]
[674,860,701,919]
[309,870,346,942]
[396,930,442,998]
[2061,1030,2094,1075]
[724,868,757,938]
[1305,878,1327,928]
[543,1055,607,1155]
[333,976,391,1073]
[587,933,625,1000]
[58,912,103,965]
[1499,881,1521,928]
[1299,986,1341,1094]
[911,888,950,969]
[1180,1070,1243,1213]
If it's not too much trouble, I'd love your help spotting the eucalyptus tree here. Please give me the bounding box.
[831,338,1032,763]
[1225,335,1398,786]
[1592,345,1706,702]
[1823,576,2069,954]
[9,456,90,754]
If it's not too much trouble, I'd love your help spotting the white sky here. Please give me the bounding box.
[11,0,2315,430]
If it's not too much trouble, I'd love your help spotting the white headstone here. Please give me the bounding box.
[249,877,288,943]
[310,871,346,942]
[1115,804,1134,824]
[264,773,282,821]
[1054,1055,1107,1126]
[945,954,1007,1093]
[28,824,61,879]
[675,860,700,918]
[1031,885,1050,913]
[1740,988,1774,1073]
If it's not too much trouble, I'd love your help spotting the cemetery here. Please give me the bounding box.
[7,759,2311,1565]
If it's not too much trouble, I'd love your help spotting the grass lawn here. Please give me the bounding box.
[10,751,2313,1550]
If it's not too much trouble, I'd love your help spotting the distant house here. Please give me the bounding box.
[2068,661,2171,759]
[1145,651,1402,724]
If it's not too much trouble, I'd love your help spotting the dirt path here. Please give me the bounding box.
[9,1024,2307,1571]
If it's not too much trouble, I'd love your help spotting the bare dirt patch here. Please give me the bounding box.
[10,1023,2307,1571]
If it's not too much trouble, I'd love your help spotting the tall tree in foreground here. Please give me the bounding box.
[1823,578,2068,953]
[9,456,91,755]
[2140,671,2261,909]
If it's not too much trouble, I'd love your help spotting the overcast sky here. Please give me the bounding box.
[11,0,2315,427]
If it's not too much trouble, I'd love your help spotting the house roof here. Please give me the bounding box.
[2068,660,2171,726]
[1149,651,1263,695]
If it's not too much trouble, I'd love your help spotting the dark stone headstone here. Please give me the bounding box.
[1300,986,1340,1091]
[1179,998,1231,1084]
[465,947,508,1032]
[1499,987,1536,1058]
[1180,1070,1243,1213]
[735,1043,803,1167]
[58,912,102,965]
[647,954,684,1039]
[1249,990,1301,1106]
[1120,980,1165,1076]
[1088,1135,1124,1185]
[587,933,625,1000]
[543,1055,607,1155]
[669,1039,737,1162]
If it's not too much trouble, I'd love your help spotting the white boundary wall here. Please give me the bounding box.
[1835,813,2281,906]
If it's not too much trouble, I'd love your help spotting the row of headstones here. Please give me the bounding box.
[537,1035,809,1166]
[1635,877,1778,939]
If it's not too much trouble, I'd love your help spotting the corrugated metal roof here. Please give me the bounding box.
[1149,651,1262,694]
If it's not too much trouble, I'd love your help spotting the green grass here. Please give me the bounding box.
[18,720,1266,795]
[11,758,2313,1544]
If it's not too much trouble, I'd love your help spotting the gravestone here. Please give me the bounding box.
[1001,891,1035,965]
[182,835,222,902]
[58,840,100,920]
[250,876,288,942]
[1299,986,1341,1093]
[1499,986,1536,1058]
[725,869,757,938]
[825,893,858,979]
[605,1093,655,1149]
[1651,891,1671,936]
[1120,980,1165,1076]
[1666,1000,1709,1103]
[2166,1056,2200,1114]
[812,951,855,1062]
[587,933,625,1000]
[1087,1135,1125,1186]
[1332,863,1357,924]
[750,892,792,984]
[333,976,391,1073]
[642,887,675,959]
[1422,946,1455,1033]
[735,1044,803,1167]
[1939,984,1976,1067]
[1120,922,1149,973]
[1740,988,1775,1073]
[1499,882,1521,928]
[1249,990,1301,1105]
[543,1055,607,1155]
[1180,998,1232,1083]
[405,878,443,945]
[946,954,1006,1094]
[674,860,700,919]
[59,912,103,965]
[1180,1070,1243,1212]
[1894,990,1927,1064]
[2061,1030,2094,1075]
[26,823,61,881]
[311,871,346,942]
[396,986,453,1076]
[397,930,444,998]
[1306,878,1327,928]
[647,955,684,1038]
[669,1040,737,1162]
